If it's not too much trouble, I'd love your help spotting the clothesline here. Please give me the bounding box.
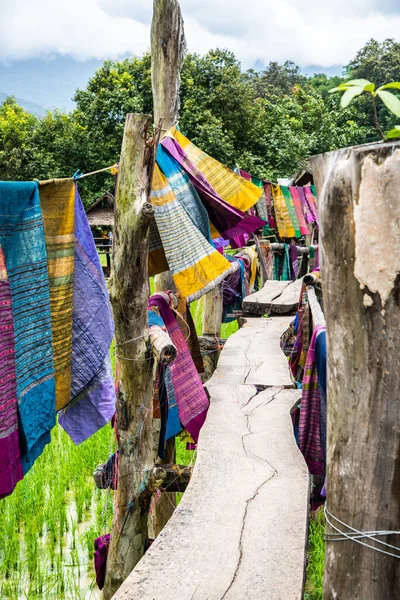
[73,163,119,181]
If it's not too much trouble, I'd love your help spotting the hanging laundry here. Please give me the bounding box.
[0,247,23,498]
[297,187,315,225]
[0,182,56,475]
[298,325,325,477]
[289,281,312,383]
[304,186,319,225]
[281,186,301,238]
[273,244,291,281]
[94,534,111,590]
[315,328,327,465]
[58,188,115,444]
[161,135,265,240]
[271,185,296,238]
[151,162,235,301]
[222,256,246,323]
[288,187,310,236]
[289,245,299,280]
[39,179,75,410]
[236,246,258,293]
[148,294,209,446]
[169,128,262,213]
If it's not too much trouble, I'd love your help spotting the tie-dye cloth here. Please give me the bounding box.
[0,182,56,475]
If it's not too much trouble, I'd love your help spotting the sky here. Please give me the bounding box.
[0,0,400,110]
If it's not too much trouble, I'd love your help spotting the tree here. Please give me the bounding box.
[0,97,37,180]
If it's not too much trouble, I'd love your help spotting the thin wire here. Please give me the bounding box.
[324,505,400,559]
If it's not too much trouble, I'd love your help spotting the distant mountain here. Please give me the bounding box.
[0,92,47,117]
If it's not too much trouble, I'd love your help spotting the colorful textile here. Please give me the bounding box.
[289,282,311,383]
[161,136,265,240]
[271,185,295,238]
[40,179,75,410]
[222,257,245,322]
[298,325,325,476]
[170,128,263,213]
[281,186,301,238]
[304,187,319,224]
[151,161,235,302]
[237,246,258,292]
[273,244,291,281]
[0,182,56,475]
[0,248,23,498]
[94,534,110,590]
[297,187,314,224]
[289,245,299,280]
[288,187,309,235]
[148,294,209,444]
[316,328,327,464]
[58,189,115,444]
[263,182,276,230]
[175,298,204,374]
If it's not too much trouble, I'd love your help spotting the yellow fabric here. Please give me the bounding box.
[169,128,263,212]
[40,179,75,410]
[150,164,234,300]
[271,184,295,238]
[240,246,258,290]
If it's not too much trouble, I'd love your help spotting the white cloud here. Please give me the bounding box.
[0,0,399,68]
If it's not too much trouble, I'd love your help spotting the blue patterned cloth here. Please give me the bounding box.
[0,182,56,473]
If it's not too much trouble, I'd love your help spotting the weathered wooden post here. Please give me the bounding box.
[152,0,186,293]
[149,0,186,534]
[102,114,158,600]
[311,141,400,599]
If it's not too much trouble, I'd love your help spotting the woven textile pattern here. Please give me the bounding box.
[0,182,55,474]
[40,179,75,410]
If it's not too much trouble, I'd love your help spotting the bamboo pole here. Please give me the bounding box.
[311,141,400,599]
[102,114,159,600]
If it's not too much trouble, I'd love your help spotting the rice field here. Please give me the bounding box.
[0,282,324,598]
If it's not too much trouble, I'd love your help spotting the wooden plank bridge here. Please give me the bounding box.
[113,300,310,599]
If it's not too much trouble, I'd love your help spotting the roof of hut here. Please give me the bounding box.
[86,192,115,227]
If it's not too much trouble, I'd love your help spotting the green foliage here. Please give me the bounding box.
[3,39,400,203]
[304,511,325,600]
[330,76,400,139]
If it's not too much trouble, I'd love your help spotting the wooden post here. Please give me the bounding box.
[102,114,158,600]
[200,286,223,378]
[149,0,186,534]
[311,141,400,599]
[152,0,186,293]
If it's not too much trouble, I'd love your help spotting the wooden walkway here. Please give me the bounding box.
[113,314,310,600]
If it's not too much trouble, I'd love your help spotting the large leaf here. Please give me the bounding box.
[343,78,371,88]
[385,126,400,139]
[340,86,364,108]
[329,84,350,93]
[379,82,400,91]
[364,83,375,93]
[377,90,400,117]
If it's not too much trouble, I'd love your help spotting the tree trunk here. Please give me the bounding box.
[102,114,158,600]
[311,141,400,599]
[152,0,186,294]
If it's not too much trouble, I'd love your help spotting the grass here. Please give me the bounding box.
[304,510,325,600]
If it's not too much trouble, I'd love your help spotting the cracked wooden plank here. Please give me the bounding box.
[112,386,309,600]
[242,281,291,316]
[270,279,303,314]
[206,317,294,388]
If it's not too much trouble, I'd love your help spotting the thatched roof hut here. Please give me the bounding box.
[86,192,115,227]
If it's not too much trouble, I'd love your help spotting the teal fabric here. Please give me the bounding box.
[0,182,56,474]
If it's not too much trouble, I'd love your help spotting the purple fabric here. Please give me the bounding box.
[94,534,110,590]
[58,189,115,444]
[161,137,265,239]
[289,245,299,279]
[299,325,325,476]
[148,294,209,444]
[304,187,319,224]
[297,187,314,224]
[230,233,249,249]
[0,248,23,498]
